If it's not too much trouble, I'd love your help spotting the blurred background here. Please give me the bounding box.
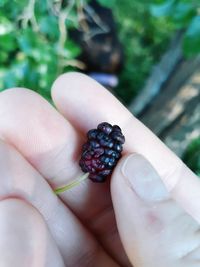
[0,0,199,174]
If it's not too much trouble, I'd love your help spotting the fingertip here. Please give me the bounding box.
[0,87,35,99]
[0,87,51,114]
[111,153,170,204]
[111,153,141,192]
[110,154,137,210]
[1,87,30,93]
[51,71,128,133]
[51,71,102,102]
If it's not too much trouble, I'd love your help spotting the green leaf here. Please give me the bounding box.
[64,40,81,58]
[183,137,200,175]
[172,3,196,27]
[3,69,17,88]
[96,0,116,8]
[0,33,17,51]
[0,0,27,19]
[0,0,9,7]
[39,16,59,40]
[0,68,6,90]
[0,50,8,62]
[183,15,200,57]
[35,0,48,14]
[150,0,175,17]
[0,17,13,35]
[17,28,56,63]
[17,28,37,54]
[185,15,200,36]
[65,9,79,29]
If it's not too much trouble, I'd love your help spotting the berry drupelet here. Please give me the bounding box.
[79,122,125,182]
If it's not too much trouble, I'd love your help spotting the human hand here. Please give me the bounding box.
[0,72,199,267]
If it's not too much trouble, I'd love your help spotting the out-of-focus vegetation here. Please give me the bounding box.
[113,0,174,104]
[183,138,200,176]
[151,0,200,57]
[114,0,200,104]
[0,0,82,101]
[1,0,200,104]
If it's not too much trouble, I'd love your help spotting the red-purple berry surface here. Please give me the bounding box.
[79,122,125,182]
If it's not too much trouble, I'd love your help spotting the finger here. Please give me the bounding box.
[51,72,200,221]
[111,153,200,267]
[0,88,110,219]
[0,88,129,266]
[51,72,179,179]
[0,87,81,187]
[0,140,120,267]
[0,198,64,267]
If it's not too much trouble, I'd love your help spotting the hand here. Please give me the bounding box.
[0,72,199,267]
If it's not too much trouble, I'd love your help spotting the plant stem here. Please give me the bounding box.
[54,172,89,194]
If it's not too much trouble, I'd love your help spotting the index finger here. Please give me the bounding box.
[52,72,200,221]
[51,72,182,187]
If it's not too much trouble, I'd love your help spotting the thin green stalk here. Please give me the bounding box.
[54,173,89,194]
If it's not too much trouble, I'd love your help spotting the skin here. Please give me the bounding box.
[0,72,199,267]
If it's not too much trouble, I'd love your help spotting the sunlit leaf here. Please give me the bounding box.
[39,16,59,40]
[150,0,175,17]
[172,3,196,27]
[96,0,116,8]
[183,15,200,57]
[0,33,17,51]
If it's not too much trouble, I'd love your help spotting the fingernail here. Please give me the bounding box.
[122,154,169,202]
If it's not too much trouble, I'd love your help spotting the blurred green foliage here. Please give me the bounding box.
[183,137,200,176]
[150,0,200,57]
[113,0,174,104]
[96,0,116,8]
[0,0,200,105]
[113,0,200,104]
[0,0,81,101]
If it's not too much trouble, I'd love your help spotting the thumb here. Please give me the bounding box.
[111,154,200,267]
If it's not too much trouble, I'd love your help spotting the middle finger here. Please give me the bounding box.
[0,139,119,267]
[0,88,112,221]
[0,87,131,266]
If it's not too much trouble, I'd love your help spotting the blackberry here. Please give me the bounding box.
[79,122,125,182]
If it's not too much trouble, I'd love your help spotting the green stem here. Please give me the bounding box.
[54,173,89,194]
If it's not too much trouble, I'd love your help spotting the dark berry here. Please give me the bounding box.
[113,142,123,152]
[104,149,120,159]
[82,151,92,160]
[111,131,125,144]
[79,122,125,182]
[87,129,98,139]
[93,148,104,158]
[89,174,106,182]
[112,125,121,132]
[89,140,100,149]
[97,122,113,134]
[97,131,105,140]
[82,143,90,151]
[99,138,114,148]
[99,169,112,176]
[100,155,111,165]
